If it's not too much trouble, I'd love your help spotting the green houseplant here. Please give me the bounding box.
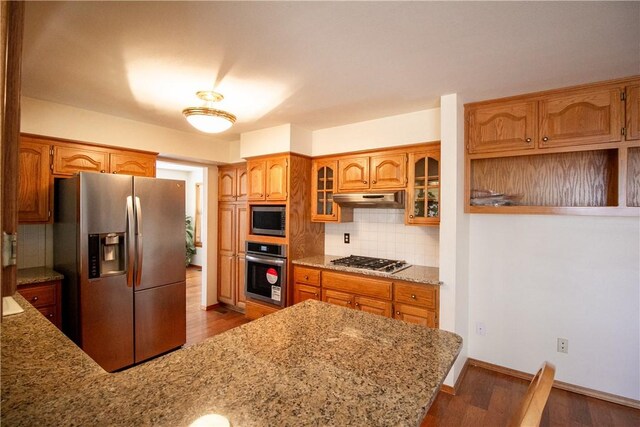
[185,216,196,266]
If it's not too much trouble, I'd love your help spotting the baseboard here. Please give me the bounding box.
[200,303,220,311]
[440,358,470,395]
[188,263,202,269]
[468,358,640,410]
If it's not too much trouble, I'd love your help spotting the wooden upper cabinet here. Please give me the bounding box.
[53,144,109,175]
[539,86,623,148]
[236,167,248,201]
[219,168,236,201]
[337,156,369,191]
[626,83,640,141]
[236,205,248,256]
[247,160,266,201]
[407,150,440,226]
[109,152,155,177]
[370,153,406,189]
[467,100,537,154]
[312,159,339,221]
[18,139,51,223]
[266,157,287,201]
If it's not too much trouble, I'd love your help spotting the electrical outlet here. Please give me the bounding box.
[344,233,350,244]
[475,322,486,336]
[557,338,568,353]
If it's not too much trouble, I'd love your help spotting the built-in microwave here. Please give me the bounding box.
[250,205,286,237]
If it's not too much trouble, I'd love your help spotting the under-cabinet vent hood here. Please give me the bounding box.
[333,191,405,209]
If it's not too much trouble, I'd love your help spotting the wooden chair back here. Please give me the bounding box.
[509,362,556,427]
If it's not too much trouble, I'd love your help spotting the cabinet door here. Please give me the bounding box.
[311,159,339,222]
[467,101,537,153]
[53,144,109,175]
[110,152,156,177]
[218,168,236,201]
[236,205,248,256]
[322,289,354,309]
[217,253,235,305]
[247,160,266,201]
[370,153,406,189]
[18,139,51,223]
[218,204,235,253]
[394,303,436,328]
[293,283,321,304]
[337,156,370,191]
[266,157,287,201]
[236,255,246,310]
[355,296,392,318]
[406,151,440,225]
[236,167,248,201]
[539,87,623,148]
[626,83,640,141]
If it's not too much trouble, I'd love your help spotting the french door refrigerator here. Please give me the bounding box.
[54,172,186,372]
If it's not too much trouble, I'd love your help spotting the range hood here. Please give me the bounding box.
[333,191,405,209]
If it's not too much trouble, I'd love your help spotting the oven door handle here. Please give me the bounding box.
[246,254,286,266]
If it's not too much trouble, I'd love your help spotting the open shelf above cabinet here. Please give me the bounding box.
[465,75,640,217]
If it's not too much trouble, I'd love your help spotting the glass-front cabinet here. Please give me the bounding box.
[312,160,337,221]
[407,149,440,225]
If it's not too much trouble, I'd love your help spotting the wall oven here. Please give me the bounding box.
[250,205,286,237]
[245,242,287,307]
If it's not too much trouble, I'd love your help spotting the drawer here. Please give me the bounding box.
[322,271,392,300]
[18,284,56,308]
[394,282,437,309]
[37,305,58,325]
[245,300,280,320]
[294,266,321,286]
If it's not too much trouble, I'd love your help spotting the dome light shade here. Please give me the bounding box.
[182,91,236,133]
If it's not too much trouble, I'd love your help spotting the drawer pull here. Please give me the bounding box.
[363,180,367,184]
[372,180,376,184]
[347,300,352,305]
[525,137,532,143]
[31,296,39,302]
[396,311,401,315]
[48,313,54,318]
[354,302,360,307]
[304,275,309,280]
[100,170,106,173]
[314,293,319,297]
[411,294,416,299]
[542,136,549,142]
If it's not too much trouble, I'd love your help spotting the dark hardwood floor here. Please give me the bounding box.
[185,266,249,347]
[185,267,639,426]
[423,364,640,427]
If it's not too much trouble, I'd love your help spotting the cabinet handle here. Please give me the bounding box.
[100,170,106,173]
[48,313,54,318]
[304,275,309,280]
[267,194,270,197]
[347,300,352,305]
[542,136,549,142]
[363,180,367,184]
[411,294,416,299]
[409,215,414,219]
[314,293,318,297]
[354,302,360,306]
[112,171,118,174]
[372,180,376,184]
[525,138,532,143]
[31,296,39,302]
[260,194,264,197]
[396,311,401,315]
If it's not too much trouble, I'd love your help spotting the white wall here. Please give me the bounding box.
[325,209,439,266]
[21,97,235,163]
[240,124,292,158]
[468,215,640,400]
[311,109,440,157]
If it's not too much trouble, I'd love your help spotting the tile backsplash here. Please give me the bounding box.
[324,209,439,267]
[17,224,54,268]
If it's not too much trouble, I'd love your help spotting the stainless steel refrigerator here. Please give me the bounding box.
[54,172,186,372]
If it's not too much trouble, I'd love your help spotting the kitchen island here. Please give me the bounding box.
[2,294,461,426]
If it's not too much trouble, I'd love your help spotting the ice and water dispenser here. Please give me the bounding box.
[88,233,126,279]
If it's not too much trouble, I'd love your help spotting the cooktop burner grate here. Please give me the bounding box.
[331,255,410,273]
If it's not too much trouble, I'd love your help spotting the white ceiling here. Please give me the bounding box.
[22,1,640,142]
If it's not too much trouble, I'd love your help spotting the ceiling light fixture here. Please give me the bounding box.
[182,91,236,133]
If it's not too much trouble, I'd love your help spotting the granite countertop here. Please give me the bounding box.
[2,295,462,426]
[293,255,442,286]
[16,267,64,286]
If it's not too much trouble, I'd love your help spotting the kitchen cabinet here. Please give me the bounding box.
[337,153,406,192]
[466,100,537,154]
[406,148,440,226]
[18,138,51,223]
[247,156,287,201]
[294,283,321,304]
[311,159,353,223]
[321,271,393,318]
[539,86,623,148]
[53,141,156,177]
[109,152,156,177]
[393,281,439,328]
[218,163,247,202]
[217,202,247,310]
[321,288,392,317]
[292,266,321,304]
[245,299,279,320]
[465,76,640,216]
[17,280,62,329]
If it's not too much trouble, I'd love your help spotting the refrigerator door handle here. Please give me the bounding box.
[126,196,135,288]
[135,196,143,287]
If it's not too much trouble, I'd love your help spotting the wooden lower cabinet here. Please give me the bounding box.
[236,255,246,310]
[17,280,61,329]
[217,253,235,305]
[322,289,353,308]
[294,283,321,304]
[356,296,392,318]
[393,303,436,328]
[217,201,247,311]
[245,300,280,320]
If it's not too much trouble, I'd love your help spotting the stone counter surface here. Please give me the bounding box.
[16,267,64,286]
[293,255,442,286]
[2,295,462,426]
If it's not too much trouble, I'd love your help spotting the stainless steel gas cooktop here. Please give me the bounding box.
[331,255,410,274]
